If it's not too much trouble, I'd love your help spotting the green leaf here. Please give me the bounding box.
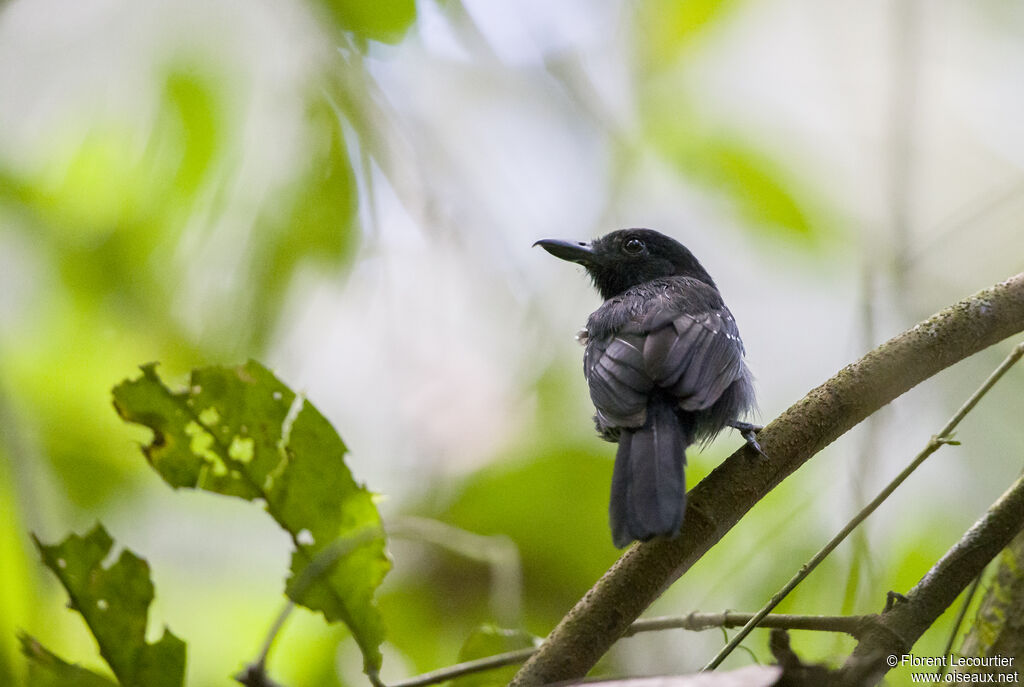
[319,0,416,44]
[635,0,743,69]
[111,361,390,677]
[19,634,119,687]
[159,67,222,198]
[689,137,813,239]
[646,108,821,242]
[248,98,359,352]
[31,525,185,687]
[278,100,358,267]
[451,625,536,687]
[20,65,225,242]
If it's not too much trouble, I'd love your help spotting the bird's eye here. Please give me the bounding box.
[623,238,645,254]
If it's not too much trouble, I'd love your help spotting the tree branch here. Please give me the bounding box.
[626,612,872,638]
[388,648,538,687]
[703,340,1024,670]
[836,469,1024,685]
[387,612,873,687]
[510,272,1024,686]
[955,528,1024,675]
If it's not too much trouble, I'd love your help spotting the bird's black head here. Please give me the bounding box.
[534,228,716,300]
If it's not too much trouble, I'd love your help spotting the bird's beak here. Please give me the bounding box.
[533,238,595,265]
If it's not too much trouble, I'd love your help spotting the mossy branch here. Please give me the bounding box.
[836,469,1024,685]
[954,527,1024,675]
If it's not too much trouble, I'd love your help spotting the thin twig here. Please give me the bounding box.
[887,0,921,295]
[702,341,1024,671]
[627,612,872,637]
[235,662,286,687]
[236,527,382,687]
[254,602,295,673]
[910,179,1024,265]
[388,648,538,687]
[387,516,523,627]
[387,611,874,687]
[843,261,881,616]
[837,468,1024,685]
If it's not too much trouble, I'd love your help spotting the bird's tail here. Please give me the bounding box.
[609,398,690,548]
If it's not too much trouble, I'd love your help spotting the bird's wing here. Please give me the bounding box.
[584,280,746,427]
[584,331,653,428]
[641,306,745,411]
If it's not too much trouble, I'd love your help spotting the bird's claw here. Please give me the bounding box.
[729,421,768,459]
[884,591,908,612]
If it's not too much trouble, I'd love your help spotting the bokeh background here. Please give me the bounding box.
[2,0,1023,684]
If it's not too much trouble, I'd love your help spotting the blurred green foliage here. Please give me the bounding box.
[0,456,38,687]
[437,449,620,624]
[451,625,535,687]
[250,98,359,352]
[0,12,363,678]
[635,0,743,67]
[1,0,1001,684]
[633,0,828,245]
[647,116,817,241]
[320,0,416,45]
[0,60,360,510]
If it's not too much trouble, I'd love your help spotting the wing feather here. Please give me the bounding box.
[585,334,651,426]
[584,281,747,426]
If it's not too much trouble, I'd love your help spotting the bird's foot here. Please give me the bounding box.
[729,421,767,458]
[884,590,908,612]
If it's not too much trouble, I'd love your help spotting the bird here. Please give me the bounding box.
[535,228,762,548]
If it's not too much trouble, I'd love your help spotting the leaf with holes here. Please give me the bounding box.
[111,360,390,677]
[31,525,185,687]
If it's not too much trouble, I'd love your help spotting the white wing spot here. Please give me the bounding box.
[615,337,642,354]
